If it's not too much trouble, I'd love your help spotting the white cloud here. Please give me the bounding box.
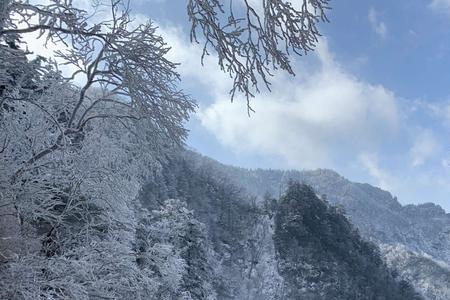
[20,0,118,85]
[156,27,400,169]
[20,3,150,86]
[158,25,231,96]
[195,39,399,169]
[15,3,450,210]
[117,11,450,212]
[22,31,88,85]
[358,152,450,210]
[410,130,440,167]
[432,102,450,126]
[358,153,395,191]
[430,0,450,14]
[368,8,388,39]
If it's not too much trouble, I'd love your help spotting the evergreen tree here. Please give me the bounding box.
[274,182,423,300]
[136,199,217,300]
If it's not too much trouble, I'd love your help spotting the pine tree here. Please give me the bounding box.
[274,182,423,300]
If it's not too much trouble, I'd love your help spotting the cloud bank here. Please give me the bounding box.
[197,41,399,169]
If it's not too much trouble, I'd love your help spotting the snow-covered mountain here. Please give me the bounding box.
[174,150,450,299]
[381,244,450,300]
[139,151,424,299]
[187,152,450,263]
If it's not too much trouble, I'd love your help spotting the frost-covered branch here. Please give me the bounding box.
[188,0,330,112]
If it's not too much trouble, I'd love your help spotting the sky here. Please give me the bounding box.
[26,0,450,211]
[132,0,450,211]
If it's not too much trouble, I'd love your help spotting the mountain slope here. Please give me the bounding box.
[183,151,450,265]
[274,182,422,300]
[137,151,431,299]
[178,150,450,299]
[382,244,450,300]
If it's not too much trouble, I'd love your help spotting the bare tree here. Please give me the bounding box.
[2,0,330,113]
[1,0,197,254]
[1,4,196,297]
[1,0,195,163]
[188,0,330,112]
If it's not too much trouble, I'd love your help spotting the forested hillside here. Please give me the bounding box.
[382,244,450,300]
[136,151,425,299]
[139,151,282,299]
[274,183,421,299]
[178,150,450,299]
[225,167,450,264]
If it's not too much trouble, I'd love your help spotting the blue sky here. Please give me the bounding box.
[27,0,450,210]
[128,0,450,211]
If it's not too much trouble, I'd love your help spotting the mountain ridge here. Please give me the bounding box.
[135,149,450,299]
